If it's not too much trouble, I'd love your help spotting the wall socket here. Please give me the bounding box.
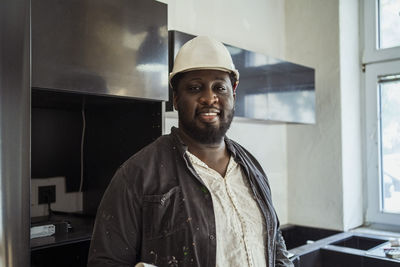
[38,185,56,204]
[31,177,83,217]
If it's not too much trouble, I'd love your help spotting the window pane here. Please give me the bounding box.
[379,77,400,213]
[378,0,400,49]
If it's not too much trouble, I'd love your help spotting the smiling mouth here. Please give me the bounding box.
[197,109,221,123]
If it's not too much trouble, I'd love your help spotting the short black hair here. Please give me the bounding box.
[170,71,237,93]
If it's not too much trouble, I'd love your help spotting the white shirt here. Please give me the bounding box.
[186,151,267,267]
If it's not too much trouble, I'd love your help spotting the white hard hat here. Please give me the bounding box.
[169,36,239,85]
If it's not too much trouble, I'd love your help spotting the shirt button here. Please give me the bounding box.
[209,234,215,240]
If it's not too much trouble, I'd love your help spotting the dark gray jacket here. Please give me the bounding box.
[88,127,293,267]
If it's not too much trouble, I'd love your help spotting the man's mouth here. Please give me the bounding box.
[201,112,218,116]
[197,109,221,123]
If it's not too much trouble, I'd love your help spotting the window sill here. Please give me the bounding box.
[352,224,400,238]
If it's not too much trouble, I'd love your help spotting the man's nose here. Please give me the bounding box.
[199,87,218,105]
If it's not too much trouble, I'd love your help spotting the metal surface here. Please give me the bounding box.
[32,0,168,101]
[0,0,31,265]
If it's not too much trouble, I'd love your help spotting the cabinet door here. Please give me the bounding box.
[32,0,168,101]
[31,240,90,267]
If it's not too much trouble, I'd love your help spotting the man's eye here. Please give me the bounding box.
[215,86,227,92]
[187,86,200,92]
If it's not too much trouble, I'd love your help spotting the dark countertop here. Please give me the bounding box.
[31,213,94,251]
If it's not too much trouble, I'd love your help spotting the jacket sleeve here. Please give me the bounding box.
[275,229,294,267]
[87,164,142,267]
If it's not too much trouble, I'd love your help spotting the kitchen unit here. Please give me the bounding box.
[1,0,400,266]
[29,0,167,266]
[281,225,400,266]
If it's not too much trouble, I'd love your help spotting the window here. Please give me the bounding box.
[379,76,400,214]
[364,0,400,226]
[363,0,400,64]
[378,0,400,49]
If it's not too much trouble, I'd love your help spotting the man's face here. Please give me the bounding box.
[173,70,236,144]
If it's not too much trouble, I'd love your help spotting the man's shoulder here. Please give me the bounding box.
[113,132,183,191]
[124,133,175,166]
[110,133,176,185]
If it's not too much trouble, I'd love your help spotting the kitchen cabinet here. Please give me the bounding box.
[168,31,316,124]
[30,0,167,266]
[32,0,168,101]
[30,88,163,266]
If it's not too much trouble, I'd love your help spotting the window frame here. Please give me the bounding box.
[365,60,400,225]
[363,0,400,226]
[363,0,400,64]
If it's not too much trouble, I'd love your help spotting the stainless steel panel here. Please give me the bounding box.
[0,0,31,266]
[32,0,168,101]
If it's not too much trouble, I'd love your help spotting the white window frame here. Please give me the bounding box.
[363,0,400,226]
[365,60,400,225]
[363,0,400,64]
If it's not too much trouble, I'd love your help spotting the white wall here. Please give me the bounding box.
[285,0,362,231]
[160,0,289,223]
[339,0,363,230]
[160,0,364,230]
[285,0,343,230]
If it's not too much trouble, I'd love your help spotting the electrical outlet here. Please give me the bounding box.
[38,185,56,204]
[31,177,82,217]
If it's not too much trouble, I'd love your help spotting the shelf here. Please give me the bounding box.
[30,214,94,251]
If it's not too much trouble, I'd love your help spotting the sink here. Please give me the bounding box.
[281,224,340,250]
[285,228,399,267]
[330,235,386,250]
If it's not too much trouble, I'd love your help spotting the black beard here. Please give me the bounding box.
[178,107,235,145]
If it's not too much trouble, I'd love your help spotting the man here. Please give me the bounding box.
[88,36,293,267]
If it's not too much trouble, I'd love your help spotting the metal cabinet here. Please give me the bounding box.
[30,1,167,266]
[169,31,316,124]
[32,0,168,101]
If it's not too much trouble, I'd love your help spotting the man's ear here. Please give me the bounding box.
[173,90,178,110]
[232,81,239,100]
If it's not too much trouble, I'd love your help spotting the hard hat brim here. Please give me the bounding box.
[169,67,239,85]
